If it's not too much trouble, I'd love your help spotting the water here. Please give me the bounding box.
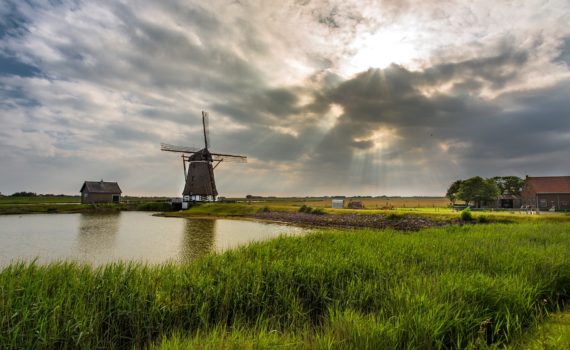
[0,212,308,267]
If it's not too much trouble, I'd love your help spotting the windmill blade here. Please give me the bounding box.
[160,143,200,153]
[202,111,210,149]
[211,152,247,163]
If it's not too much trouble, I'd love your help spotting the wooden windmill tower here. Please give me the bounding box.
[161,111,247,204]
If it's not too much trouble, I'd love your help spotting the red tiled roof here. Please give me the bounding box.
[526,176,570,193]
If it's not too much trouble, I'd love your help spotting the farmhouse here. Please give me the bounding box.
[80,180,122,204]
[521,176,570,211]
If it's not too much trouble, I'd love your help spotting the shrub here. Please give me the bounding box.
[258,206,270,213]
[312,208,325,215]
[136,202,172,212]
[478,215,489,223]
[460,208,473,221]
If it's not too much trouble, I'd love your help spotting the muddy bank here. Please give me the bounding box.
[252,212,453,231]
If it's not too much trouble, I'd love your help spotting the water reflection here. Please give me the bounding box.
[0,213,309,267]
[76,213,120,257]
[180,219,216,263]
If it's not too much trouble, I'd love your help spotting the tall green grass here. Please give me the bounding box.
[1,223,570,349]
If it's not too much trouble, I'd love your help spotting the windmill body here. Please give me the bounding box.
[182,149,217,201]
[161,111,246,204]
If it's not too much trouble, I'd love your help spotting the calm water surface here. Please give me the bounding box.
[0,212,308,267]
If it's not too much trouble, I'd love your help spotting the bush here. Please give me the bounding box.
[312,208,325,215]
[460,208,473,221]
[478,214,489,223]
[299,205,312,213]
[136,202,172,212]
[258,206,270,213]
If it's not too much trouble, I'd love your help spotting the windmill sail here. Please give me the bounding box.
[160,143,200,153]
[211,152,247,163]
[202,111,210,150]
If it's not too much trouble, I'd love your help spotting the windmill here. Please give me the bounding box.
[161,111,247,205]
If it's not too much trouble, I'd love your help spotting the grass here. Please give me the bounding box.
[0,196,80,204]
[163,202,299,218]
[0,203,91,215]
[506,308,570,349]
[236,197,451,208]
[0,200,173,215]
[2,222,570,349]
[164,202,570,225]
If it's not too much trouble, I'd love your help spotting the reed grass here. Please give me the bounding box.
[1,223,570,349]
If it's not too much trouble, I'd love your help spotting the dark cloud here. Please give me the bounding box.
[556,37,570,66]
[0,55,40,77]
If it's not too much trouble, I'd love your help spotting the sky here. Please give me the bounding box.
[1,0,569,197]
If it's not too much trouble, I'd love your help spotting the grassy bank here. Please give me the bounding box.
[166,202,570,224]
[0,196,80,204]
[2,223,570,349]
[507,308,570,349]
[162,202,298,218]
[0,201,174,215]
[0,203,92,214]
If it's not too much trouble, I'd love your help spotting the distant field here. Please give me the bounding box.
[233,197,451,208]
[0,196,80,204]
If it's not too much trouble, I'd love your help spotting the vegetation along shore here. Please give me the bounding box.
[2,222,570,349]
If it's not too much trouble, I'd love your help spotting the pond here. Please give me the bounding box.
[0,212,308,267]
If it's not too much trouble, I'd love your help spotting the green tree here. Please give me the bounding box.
[11,191,37,197]
[446,180,463,204]
[456,176,500,208]
[492,176,524,195]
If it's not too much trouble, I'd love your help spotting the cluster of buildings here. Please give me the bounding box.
[481,176,570,211]
[78,176,570,212]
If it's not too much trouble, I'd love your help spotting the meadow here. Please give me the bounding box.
[2,222,570,349]
[0,196,172,215]
[235,196,451,209]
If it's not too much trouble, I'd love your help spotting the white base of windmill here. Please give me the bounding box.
[182,195,216,208]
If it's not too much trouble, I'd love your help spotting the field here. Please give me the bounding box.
[0,195,80,204]
[165,202,570,226]
[0,196,172,215]
[2,222,570,349]
[234,196,451,209]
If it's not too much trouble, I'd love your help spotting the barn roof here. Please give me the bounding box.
[80,181,122,194]
[525,176,570,193]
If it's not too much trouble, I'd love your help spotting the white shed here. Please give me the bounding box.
[332,198,344,209]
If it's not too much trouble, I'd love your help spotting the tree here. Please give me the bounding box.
[456,176,500,208]
[446,180,463,204]
[492,176,524,195]
[11,191,37,197]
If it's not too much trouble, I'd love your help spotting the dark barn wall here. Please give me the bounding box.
[81,192,120,204]
[537,193,570,210]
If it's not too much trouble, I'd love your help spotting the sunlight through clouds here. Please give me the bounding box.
[0,0,569,196]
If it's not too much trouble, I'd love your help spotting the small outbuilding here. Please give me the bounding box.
[80,180,122,204]
[331,198,344,209]
[347,201,364,209]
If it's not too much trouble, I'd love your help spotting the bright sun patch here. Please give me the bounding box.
[344,27,421,76]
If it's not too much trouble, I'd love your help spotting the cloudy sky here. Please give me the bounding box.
[1,0,569,197]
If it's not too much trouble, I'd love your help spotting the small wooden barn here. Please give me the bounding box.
[347,201,364,209]
[521,176,570,211]
[80,181,122,204]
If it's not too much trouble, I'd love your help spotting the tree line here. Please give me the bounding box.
[446,176,524,207]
